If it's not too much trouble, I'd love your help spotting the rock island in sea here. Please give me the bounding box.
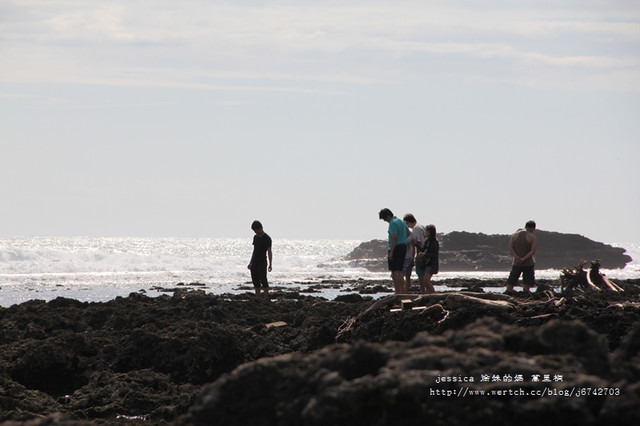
[335,230,632,272]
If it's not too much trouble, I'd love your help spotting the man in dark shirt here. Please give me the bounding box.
[247,220,273,298]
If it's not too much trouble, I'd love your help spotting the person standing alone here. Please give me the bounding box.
[506,220,537,294]
[379,208,409,294]
[248,220,273,298]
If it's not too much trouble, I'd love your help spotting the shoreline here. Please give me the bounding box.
[2,236,639,309]
[3,270,639,308]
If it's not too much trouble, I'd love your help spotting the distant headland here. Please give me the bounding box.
[336,230,632,272]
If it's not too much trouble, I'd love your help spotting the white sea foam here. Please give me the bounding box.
[0,237,637,307]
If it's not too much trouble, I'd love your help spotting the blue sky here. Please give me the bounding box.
[1,0,639,243]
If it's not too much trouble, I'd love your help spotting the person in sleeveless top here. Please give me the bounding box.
[506,220,537,293]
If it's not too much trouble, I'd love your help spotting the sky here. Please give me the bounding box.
[1,0,639,243]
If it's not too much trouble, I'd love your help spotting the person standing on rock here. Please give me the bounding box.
[416,224,438,294]
[506,220,537,294]
[379,208,409,294]
[248,220,273,299]
[403,214,427,294]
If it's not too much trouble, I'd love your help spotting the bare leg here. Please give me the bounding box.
[418,274,426,294]
[424,274,435,294]
[392,271,405,294]
[404,274,412,294]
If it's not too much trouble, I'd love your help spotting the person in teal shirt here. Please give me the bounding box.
[379,208,409,294]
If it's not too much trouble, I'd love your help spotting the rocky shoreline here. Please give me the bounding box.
[1,279,640,425]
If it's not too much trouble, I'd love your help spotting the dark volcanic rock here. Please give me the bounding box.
[1,282,639,425]
[338,231,632,272]
[0,291,372,423]
[183,317,640,426]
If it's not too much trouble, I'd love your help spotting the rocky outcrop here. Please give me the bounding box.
[184,318,640,426]
[0,290,372,423]
[338,230,632,272]
[182,285,640,426]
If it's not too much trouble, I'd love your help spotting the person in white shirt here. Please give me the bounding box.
[403,214,427,294]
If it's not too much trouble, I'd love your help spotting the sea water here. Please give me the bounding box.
[1,237,638,307]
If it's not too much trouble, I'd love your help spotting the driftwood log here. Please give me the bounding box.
[354,292,518,323]
[560,259,623,293]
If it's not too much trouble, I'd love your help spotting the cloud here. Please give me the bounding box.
[1,0,638,92]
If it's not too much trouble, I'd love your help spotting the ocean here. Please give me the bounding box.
[1,237,639,307]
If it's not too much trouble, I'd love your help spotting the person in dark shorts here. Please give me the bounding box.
[379,208,409,294]
[247,220,272,298]
[506,220,537,294]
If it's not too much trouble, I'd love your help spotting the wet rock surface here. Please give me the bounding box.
[1,280,639,425]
